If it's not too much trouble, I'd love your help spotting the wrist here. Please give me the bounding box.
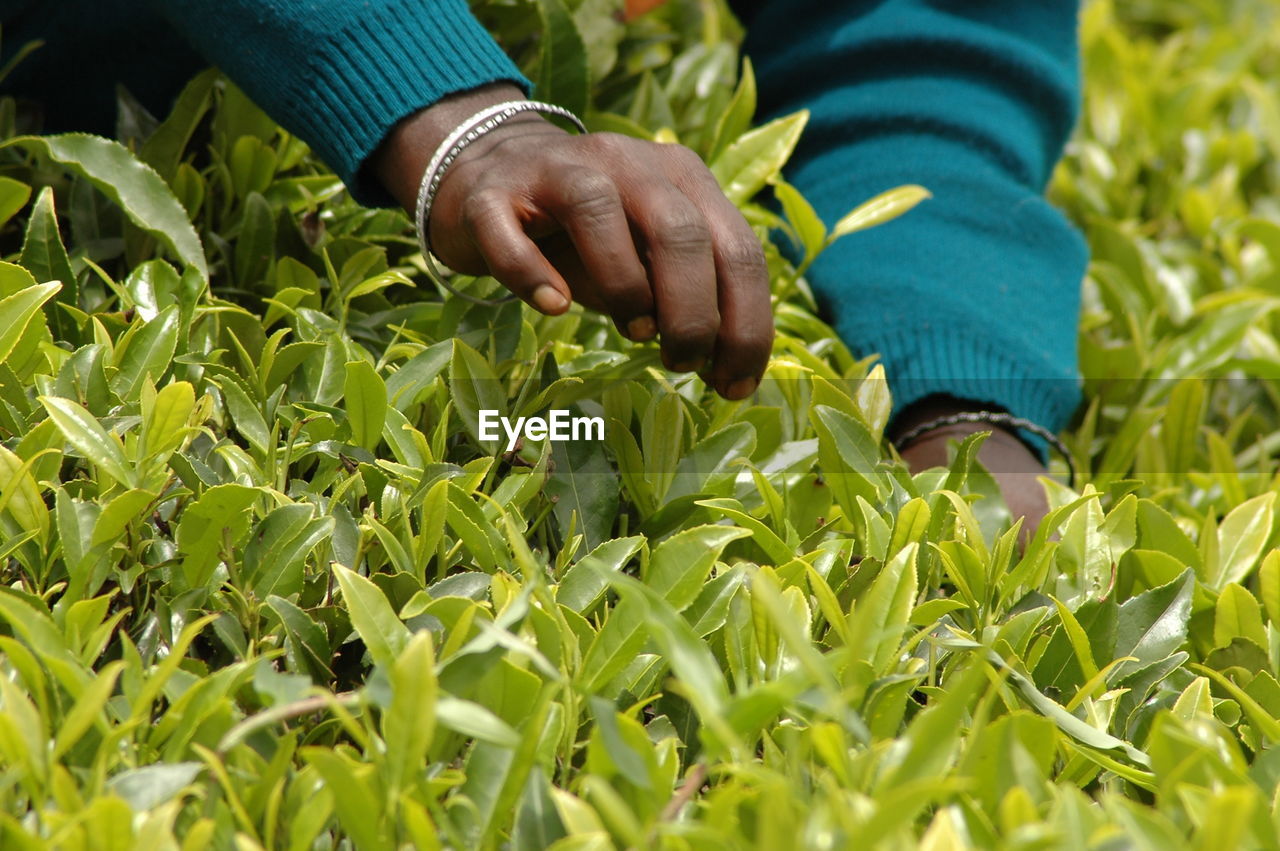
[890,395,1015,444]
[371,82,555,212]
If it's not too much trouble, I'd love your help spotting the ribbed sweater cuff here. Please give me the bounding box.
[788,136,1085,452]
[284,0,529,206]
[865,324,1081,459]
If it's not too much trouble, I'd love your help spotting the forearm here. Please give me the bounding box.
[152,0,530,205]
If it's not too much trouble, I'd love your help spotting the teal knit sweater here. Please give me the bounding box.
[738,0,1085,436]
[0,0,1085,436]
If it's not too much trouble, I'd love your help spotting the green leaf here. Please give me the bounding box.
[6,134,208,282]
[512,769,568,851]
[829,185,932,242]
[535,0,590,117]
[139,68,218,181]
[383,631,437,794]
[847,542,918,674]
[1049,595,1101,683]
[242,504,335,599]
[989,650,1152,768]
[177,484,259,589]
[1033,598,1116,693]
[1214,492,1275,589]
[234,191,275,285]
[647,524,752,611]
[1260,550,1280,625]
[303,748,393,851]
[436,696,522,748]
[811,404,884,522]
[122,259,183,320]
[0,272,59,366]
[0,176,31,228]
[110,304,179,399]
[695,498,793,565]
[773,177,826,264]
[107,762,203,812]
[667,422,756,502]
[889,498,931,561]
[1113,569,1194,679]
[557,535,645,613]
[1161,378,1204,475]
[875,659,986,791]
[446,482,507,572]
[710,111,808,205]
[19,187,78,325]
[38,395,135,488]
[228,134,280,198]
[1214,583,1268,650]
[592,566,730,719]
[91,488,156,547]
[141,380,195,462]
[0,445,50,546]
[1152,300,1271,378]
[344,360,387,452]
[545,435,619,552]
[263,341,323,394]
[52,661,123,760]
[708,58,758,163]
[332,564,410,669]
[1189,664,1280,744]
[854,363,893,439]
[449,338,505,450]
[643,391,685,503]
[266,595,334,680]
[216,375,270,455]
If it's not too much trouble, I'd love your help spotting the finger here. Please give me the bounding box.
[680,169,775,399]
[627,183,719,372]
[459,188,572,314]
[532,231,599,304]
[538,165,656,341]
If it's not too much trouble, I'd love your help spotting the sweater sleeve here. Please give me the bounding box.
[153,0,530,206]
[737,0,1086,439]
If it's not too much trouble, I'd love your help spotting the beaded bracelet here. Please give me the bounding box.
[892,410,1077,487]
[413,100,588,306]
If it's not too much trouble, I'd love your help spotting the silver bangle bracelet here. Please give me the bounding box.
[413,100,588,307]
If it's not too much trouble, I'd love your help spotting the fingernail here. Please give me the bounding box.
[532,285,568,313]
[627,316,657,341]
[723,377,759,400]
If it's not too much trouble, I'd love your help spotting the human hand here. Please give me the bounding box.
[372,84,774,401]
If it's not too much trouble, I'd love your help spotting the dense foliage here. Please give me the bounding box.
[2,0,1280,847]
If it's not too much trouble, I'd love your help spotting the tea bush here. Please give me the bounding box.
[1,0,1280,848]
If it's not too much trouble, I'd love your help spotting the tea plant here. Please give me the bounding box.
[1,0,1279,848]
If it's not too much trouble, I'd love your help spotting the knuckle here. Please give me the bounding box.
[720,237,768,276]
[561,170,617,214]
[650,207,711,251]
[665,143,705,169]
[585,132,627,155]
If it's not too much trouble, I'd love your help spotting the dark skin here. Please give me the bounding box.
[892,396,1051,538]
[371,83,1052,534]
[372,82,773,399]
